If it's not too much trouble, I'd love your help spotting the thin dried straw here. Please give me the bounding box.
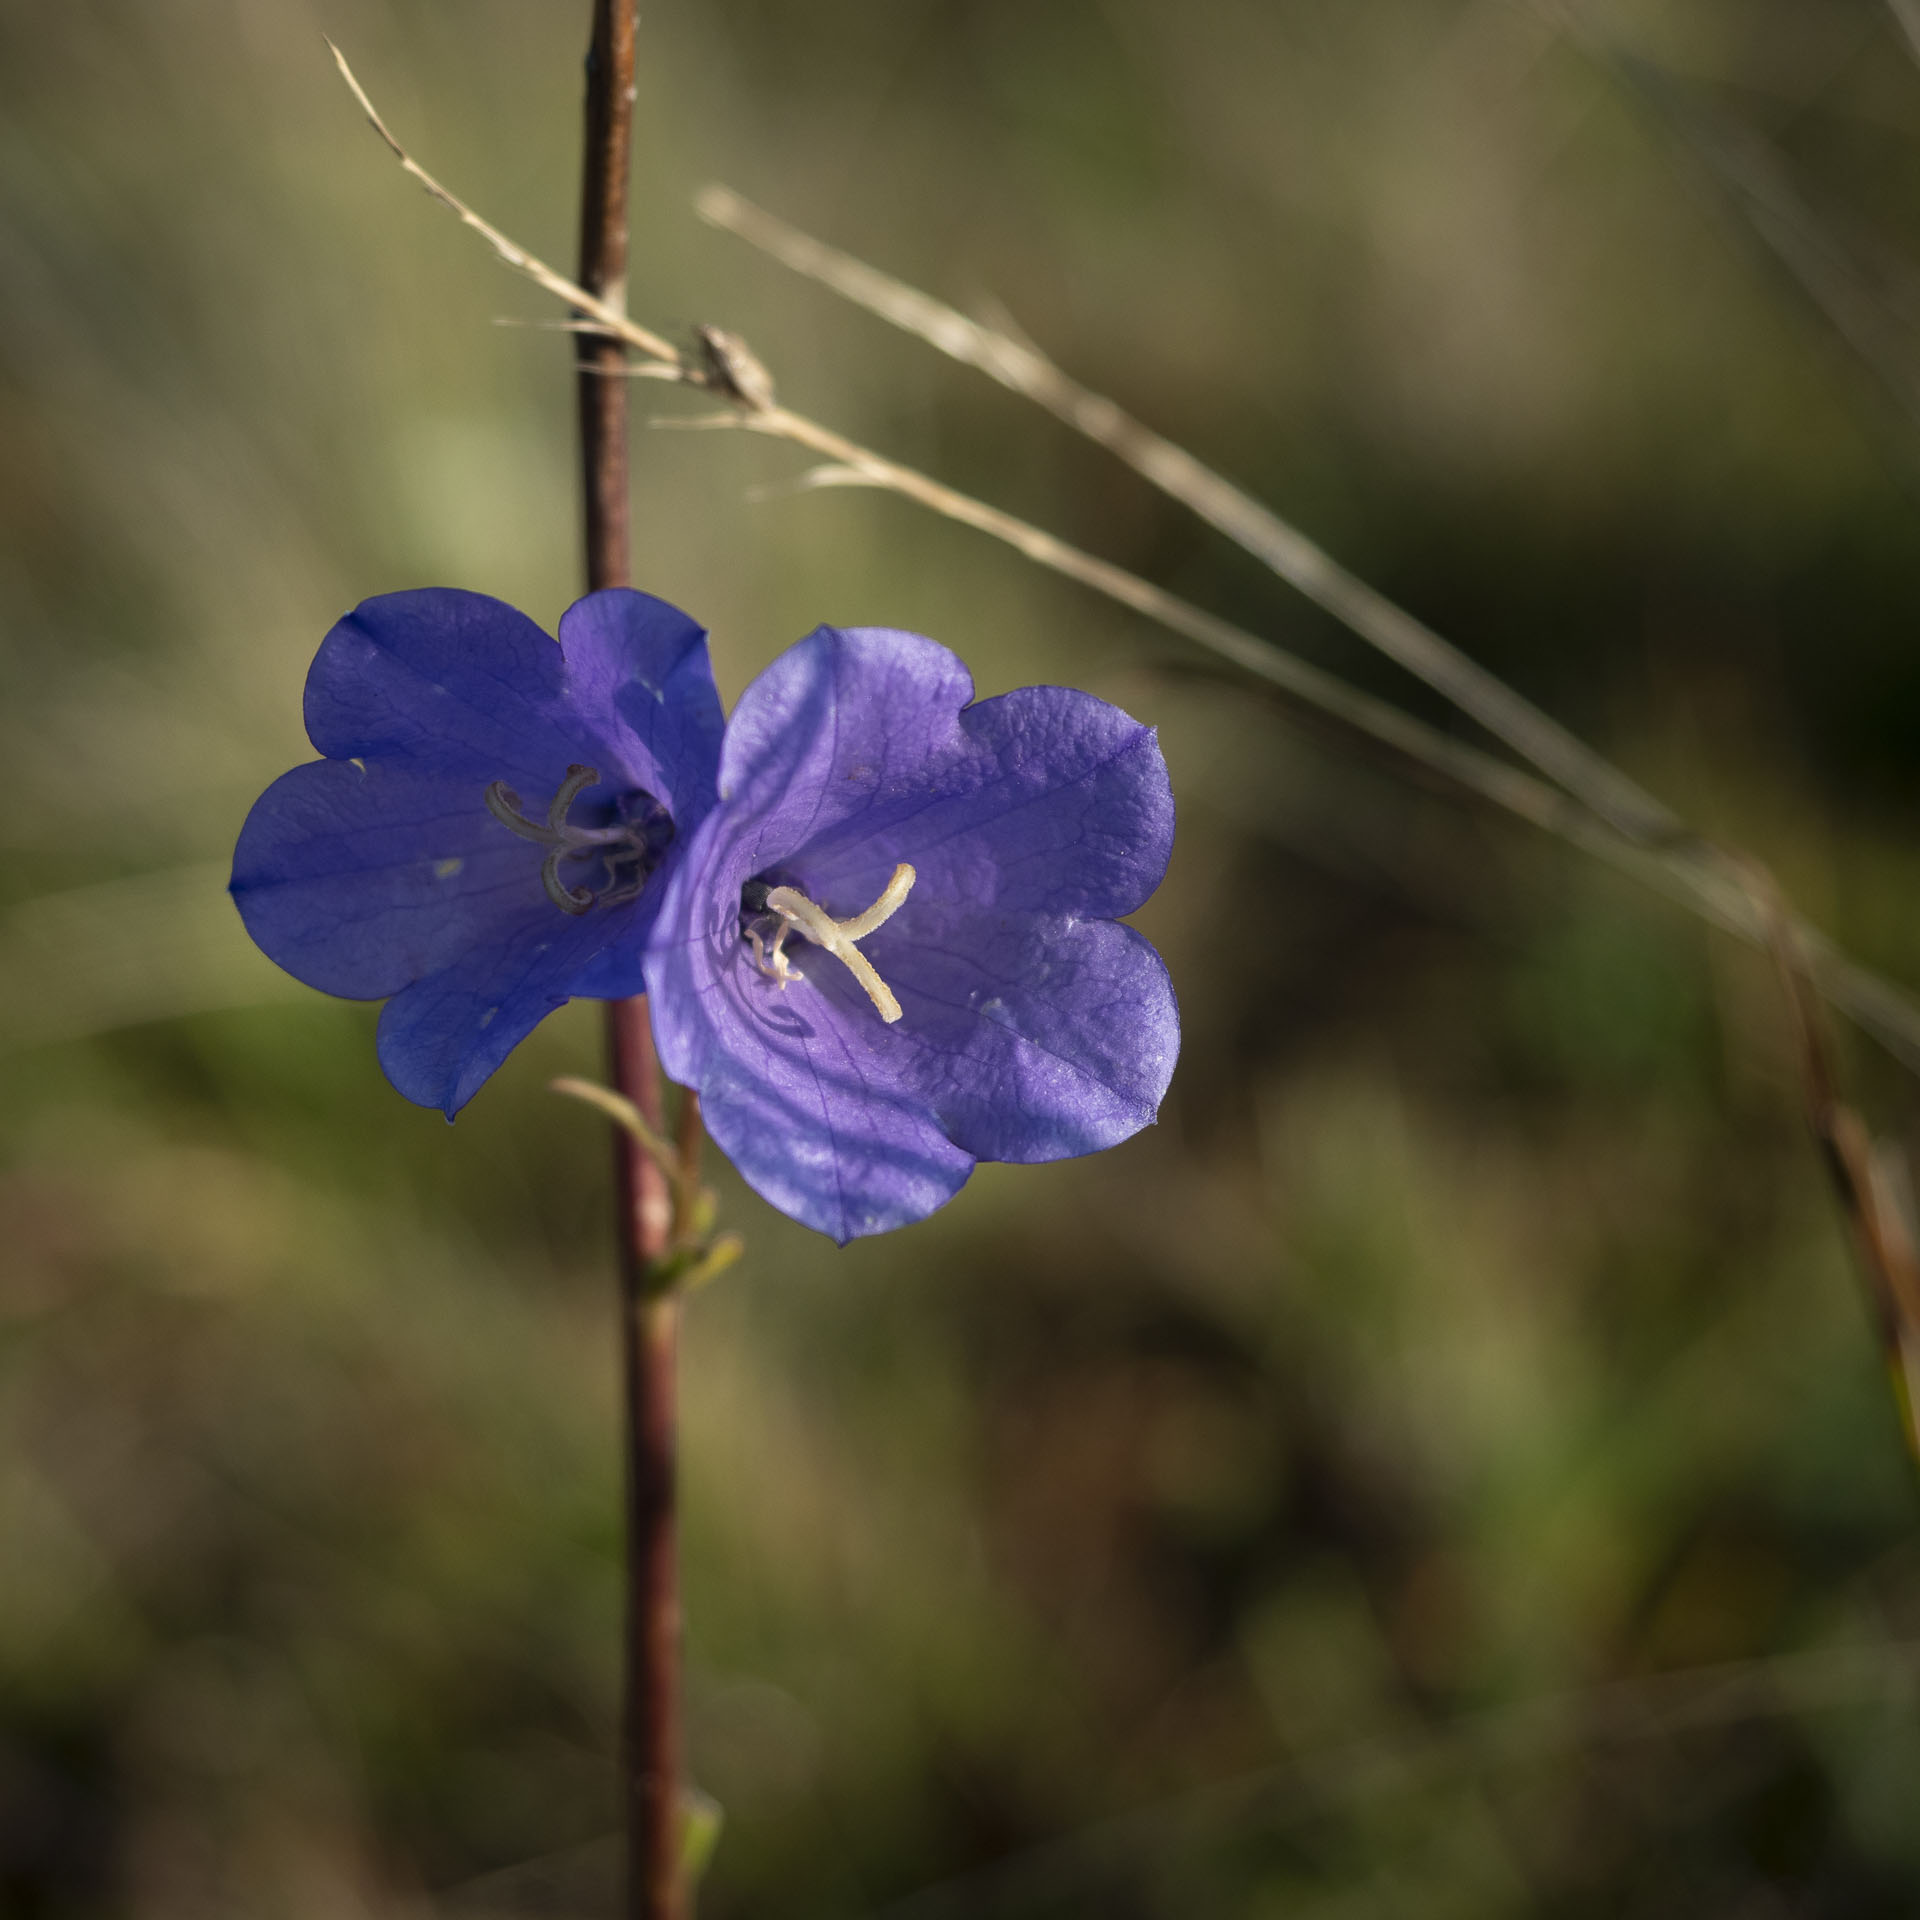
[324,46,1920,1073]
[691,184,1920,1074]
[1743,860,1920,1458]
[1526,6,1920,443]
[695,185,1680,848]
[327,42,681,368]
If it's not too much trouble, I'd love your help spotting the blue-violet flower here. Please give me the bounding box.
[644,624,1179,1242]
[231,586,723,1115]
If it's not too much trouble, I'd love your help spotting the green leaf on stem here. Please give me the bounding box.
[550,1074,682,1180]
[680,1785,725,1892]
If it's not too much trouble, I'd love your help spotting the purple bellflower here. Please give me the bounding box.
[644,624,1179,1243]
[231,587,723,1117]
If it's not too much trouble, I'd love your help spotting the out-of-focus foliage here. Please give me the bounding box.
[5,1,1920,1914]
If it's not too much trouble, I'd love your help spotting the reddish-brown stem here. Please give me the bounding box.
[575,4,686,1916]
[577,0,635,587]
[608,1000,683,1920]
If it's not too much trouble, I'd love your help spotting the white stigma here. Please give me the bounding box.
[749,863,916,1024]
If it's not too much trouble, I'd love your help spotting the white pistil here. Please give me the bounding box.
[752,863,916,1024]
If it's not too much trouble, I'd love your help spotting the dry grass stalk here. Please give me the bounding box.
[695,183,1682,848]
[325,48,1920,1077]
[690,189,1920,1080]
[1747,862,1920,1461]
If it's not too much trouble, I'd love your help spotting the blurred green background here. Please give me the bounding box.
[7,1,1920,1913]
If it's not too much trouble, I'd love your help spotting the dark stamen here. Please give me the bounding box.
[484,766,670,916]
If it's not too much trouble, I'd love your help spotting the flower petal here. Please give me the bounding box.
[712,627,1173,918]
[656,925,976,1242]
[873,905,1178,1162]
[709,625,977,881]
[805,685,1173,929]
[302,586,727,808]
[231,757,562,998]
[303,588,585,788]
[375,906,615,1117]
[648,878,1171,1222]
[556,589,726,831]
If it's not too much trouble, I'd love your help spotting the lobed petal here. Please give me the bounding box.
[303,588,584,789]
[555,590,726,832]
[231,757,561,999]
[872,905,1178,1163]
[376,905,617,1118]
[802,682,1173,922]
[708,625,976,883]
[710,626,1173,919]
[567,938,650,1002]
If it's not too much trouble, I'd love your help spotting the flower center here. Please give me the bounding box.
[745,863,916,1024]
[484,764,672,916]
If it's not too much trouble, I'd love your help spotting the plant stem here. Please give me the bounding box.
[575,4,686,1916]
[327,43,1920,1080]
[610,998,684,1920]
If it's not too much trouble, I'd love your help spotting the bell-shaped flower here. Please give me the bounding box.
[231,587,723,1115]
[644,625,1179,1242]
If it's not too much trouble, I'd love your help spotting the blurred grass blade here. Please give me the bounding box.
[1750,863,1920,1466]
[1889,0,1920,67]
[864,1638,1920,1918]
[1582,38,1920,440]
